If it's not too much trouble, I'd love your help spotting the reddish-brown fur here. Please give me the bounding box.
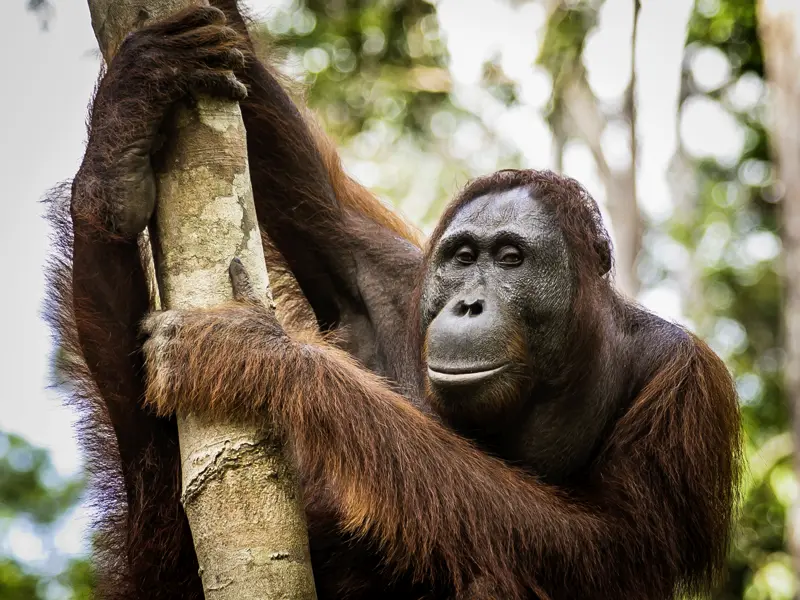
[45,3,741,599]
[144,300,740,599]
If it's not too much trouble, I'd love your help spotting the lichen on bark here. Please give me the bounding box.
[84,2,317,598]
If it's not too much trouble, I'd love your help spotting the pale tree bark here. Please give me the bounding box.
[562,75,640,296]
[85,2,317,598]
[758,0,800,581]
[551,112,567,175]
[558,0,643,298]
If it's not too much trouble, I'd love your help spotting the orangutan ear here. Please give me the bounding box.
[595,236,613,276]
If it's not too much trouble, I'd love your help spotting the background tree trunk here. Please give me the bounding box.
[540,0,643,298]
[758,0,800,582]
[85,2,317,598]
[561,71,641,297]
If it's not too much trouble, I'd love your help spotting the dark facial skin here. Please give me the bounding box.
[421,187,573,426]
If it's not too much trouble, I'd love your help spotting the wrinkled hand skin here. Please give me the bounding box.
[141,259,285,416]
[72,6,249,238]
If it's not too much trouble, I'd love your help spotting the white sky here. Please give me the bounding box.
[0,0,732,570]
[0,3,99,470]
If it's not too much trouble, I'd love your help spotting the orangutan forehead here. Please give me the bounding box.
[445,186,560,236]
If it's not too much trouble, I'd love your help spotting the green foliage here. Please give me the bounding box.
[262,0,449,138]
[56,558,94,600]
[675,0,788,597]
[255,0,521,228]
[0,558,40,600]
[688,0,762,73]
[536,0,603,132]
[0,433,82,524]
[0,555,93,600]
[0,432,93,599]
[537,2,598,94]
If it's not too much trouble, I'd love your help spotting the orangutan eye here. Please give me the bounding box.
[496,246,523,267]
[454,246,476,265]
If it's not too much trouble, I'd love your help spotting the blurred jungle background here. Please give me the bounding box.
[2,0,799,597]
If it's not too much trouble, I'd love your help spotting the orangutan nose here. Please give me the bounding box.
[453,298,485,317]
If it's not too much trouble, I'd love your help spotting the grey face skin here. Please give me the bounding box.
[422,186,574,423]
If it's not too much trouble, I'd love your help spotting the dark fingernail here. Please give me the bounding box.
[232,257,242,265]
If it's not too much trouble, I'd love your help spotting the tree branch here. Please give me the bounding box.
[84,1,317,598]
[559,0,643,297]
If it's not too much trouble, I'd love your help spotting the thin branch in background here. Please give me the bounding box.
[616,0,643,296]
[538,0,643,297]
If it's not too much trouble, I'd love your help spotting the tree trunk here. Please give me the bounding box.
[758,0,800,581]
[558,0,643,298]
[85,2,317,598]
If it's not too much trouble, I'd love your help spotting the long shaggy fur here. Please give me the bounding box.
[45,2,741,599]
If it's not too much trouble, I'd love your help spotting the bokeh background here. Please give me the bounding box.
[0,0,796,597]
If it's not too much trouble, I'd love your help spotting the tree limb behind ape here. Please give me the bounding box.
[84,1,317,598]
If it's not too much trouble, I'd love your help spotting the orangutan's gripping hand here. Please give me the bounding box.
[141,258,287,418]
[73,6,250,237]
